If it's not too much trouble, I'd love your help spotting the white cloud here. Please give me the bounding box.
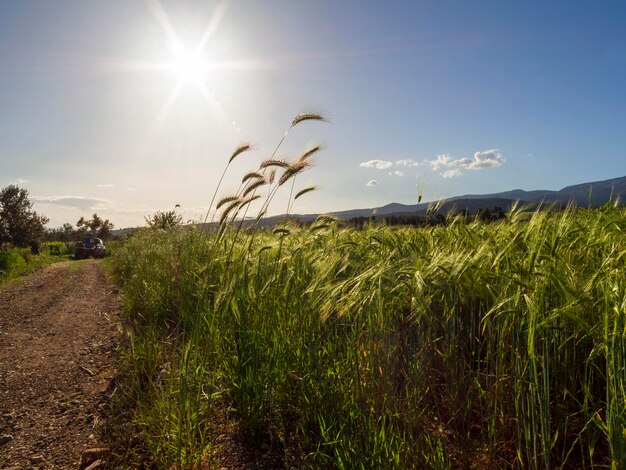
[429,154,452,170]
[441,169,463,178]
[32,196,114,212]
[16,178,30,184]
[450,157,472,167]
[360,159,393,170]
[429,149,504,173]
[395,159,419,167]
[366,180,379,187]
[124,187,138,192]
[389,170,405,177]
[465,149,504,169]
[97,183,115,188]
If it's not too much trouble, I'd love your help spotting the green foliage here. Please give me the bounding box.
[0,249,27,276]
[46,223,77,244]
[77,213,114,240]
[0,246,69,279]
[145,210,183,230]
[0,185,49,247]
[42,241,69,256]
[112,205,626,468]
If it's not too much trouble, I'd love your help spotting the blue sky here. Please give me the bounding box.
[1,1,625,228]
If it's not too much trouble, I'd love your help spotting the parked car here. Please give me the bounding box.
[74,237,107,259]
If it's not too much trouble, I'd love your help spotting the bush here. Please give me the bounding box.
[0,249,27,276]
[42,241,68,256]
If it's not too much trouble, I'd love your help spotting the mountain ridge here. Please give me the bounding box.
[264,175,626,224]
[111,175,626,235]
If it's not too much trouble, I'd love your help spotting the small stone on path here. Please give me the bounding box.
[84,459,105,470]
[80,447,110,467]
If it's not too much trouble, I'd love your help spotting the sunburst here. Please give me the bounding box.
[136,0,232,136]
[167,42,210,86]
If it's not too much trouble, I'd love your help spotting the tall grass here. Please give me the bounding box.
[111,118,626,468]
[0,244,71,280]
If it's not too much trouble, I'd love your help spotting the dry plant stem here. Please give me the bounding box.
[202,161,231,228]
[204,144,253,230]
[287,177,297,214]
[221,132,292,256]
[224,117,324,255]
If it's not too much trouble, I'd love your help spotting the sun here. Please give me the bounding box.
[168,42,210,86]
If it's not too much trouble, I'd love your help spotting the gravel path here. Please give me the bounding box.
[0,260,122,469]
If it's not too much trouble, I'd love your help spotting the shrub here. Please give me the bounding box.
[0,249,27,276]
[42,241,68,256]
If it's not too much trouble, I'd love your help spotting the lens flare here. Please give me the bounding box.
[169,42,210,85]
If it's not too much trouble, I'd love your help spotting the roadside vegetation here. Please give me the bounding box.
[0,183,117,280]
[110,115,626,468]
[0,243,72,280]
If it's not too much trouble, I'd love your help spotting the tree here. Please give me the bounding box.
[45,222,74,242]
[76,217,88,238]
[76,213,114,240]
[0,185,49,247]
[97,219,114,240]
[145,210,183,230]
[88,213,103,233]
[62,222,75,240]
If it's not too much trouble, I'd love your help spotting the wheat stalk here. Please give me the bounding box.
[291,113,326,127]
[238,194,261,210]
[294,186,317,201]
[219,198,243,225]
[242,171,264,184]
[216,195,240,210]
[268,169,277,184]
[260,159,291,170]
[298,145,324,163]
[202,143,253,230]
[229,143,253,163]
[279,162,309,187]
[242,179,266,198]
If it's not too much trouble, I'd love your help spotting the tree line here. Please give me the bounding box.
[1,182,512,249]
[0,184,114,248]
[346,207,507,228]
[46,213,115,243]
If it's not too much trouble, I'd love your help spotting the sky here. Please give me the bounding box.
[1,1,625,228]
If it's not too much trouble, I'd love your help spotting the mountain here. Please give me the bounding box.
[111,176,626,235]
[448,175,626,206]
[286,175,626,222]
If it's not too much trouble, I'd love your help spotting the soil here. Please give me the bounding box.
[0,260,122,469]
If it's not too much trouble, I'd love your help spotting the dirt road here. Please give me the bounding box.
[0,260,122,469]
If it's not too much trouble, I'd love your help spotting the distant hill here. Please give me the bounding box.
[111,175,626,235]
[277,175,626,224]
[448,175,626,207]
